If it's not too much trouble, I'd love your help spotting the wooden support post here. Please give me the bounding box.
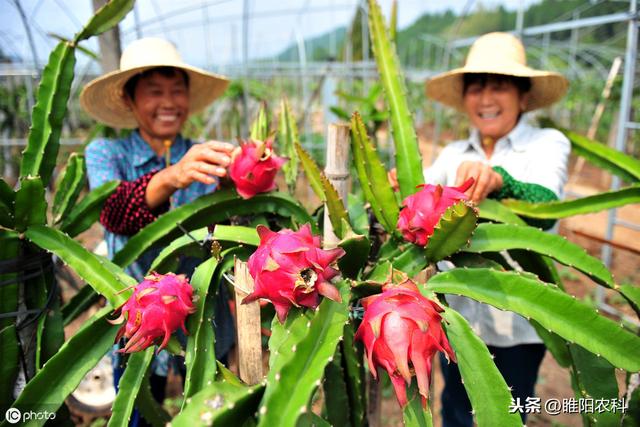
[233,258,263,385]
[323,123,351,248]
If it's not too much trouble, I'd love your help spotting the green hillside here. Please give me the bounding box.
[273,0,627,65]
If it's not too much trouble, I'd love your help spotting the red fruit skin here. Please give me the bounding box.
[397,178,474,246]
[229,139,287,199]
[113,272,196,353]
[242,224,345,322]
[355,279,456,408]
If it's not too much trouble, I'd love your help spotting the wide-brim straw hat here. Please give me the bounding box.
[425,32,568,112]
[81,37,229,128]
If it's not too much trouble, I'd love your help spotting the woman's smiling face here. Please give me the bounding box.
[126,69,189,142]
[463,75,529,141]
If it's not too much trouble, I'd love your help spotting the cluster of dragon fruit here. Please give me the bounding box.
[112,138,473,407]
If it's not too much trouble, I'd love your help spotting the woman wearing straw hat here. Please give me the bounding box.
[423,32,570,426]
[81,37,235,423]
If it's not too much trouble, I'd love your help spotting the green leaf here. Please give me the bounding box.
[295,141,325,202]
[75,0,135,42]
[183,257,219,404]
[466,223,615,289]
[436,307,522,427]
[323,346,352,427]
[540,118,640,183]
[52,153,86,223]
[20,42,75,185]
[171,383,264,426]
[402,382,433,427]
[216,360,245,387]
[296,142,355,240]
[1,325,19,413]
[213,225,260,246]
[0,179,15,206]
[258,281,350,427]
[425,201,477,263]
[477,198,525,225]
[25,225,135,307]
[0,231,20,330]
[5,308,117,427]
[568,344,621,426]
[428,269,640,371]
[113,190,313,268]
[62,285,101,326]
[148,227,209,274]
[136,372,172,427]
[278,98,300,192]
[296,413,331,427]
[502,184,640,219]
[108,348,154,427]
[337,224,371,279]
[15,176,47,232]
[367,0,423,197]
[341,323,366,427]
[391,244,428,278]
[60,180,120,237]
[619,284,640,316]
[350,112,399,232]
[250,103,269,141]
[267,309,314,372]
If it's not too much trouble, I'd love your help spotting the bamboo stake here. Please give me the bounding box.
[323,123,351,248]
[233,258,263,385]
[572,56,622,181]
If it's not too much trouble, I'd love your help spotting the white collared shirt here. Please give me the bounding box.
[426,116,570,347]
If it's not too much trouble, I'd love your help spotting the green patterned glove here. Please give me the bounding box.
[491,166,558,230]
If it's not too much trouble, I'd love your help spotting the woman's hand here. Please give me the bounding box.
[146,140,235,209]
[455,161,503,203]
[170,140,235,188]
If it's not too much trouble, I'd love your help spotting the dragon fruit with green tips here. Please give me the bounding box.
[111,272,196,353]
[242,224,345,322]
[355,278,456,408]
[397,178,474,246]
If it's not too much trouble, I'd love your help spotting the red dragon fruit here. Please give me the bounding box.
[355,279,456,408]
[229,139,287,199]
[111,272,196,353]
[397,178,474,246]
[242,224,345,322]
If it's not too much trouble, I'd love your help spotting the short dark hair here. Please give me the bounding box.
[463,73,531,95]
[123,66,190,100]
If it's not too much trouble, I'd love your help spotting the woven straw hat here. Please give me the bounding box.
[425,32,568,112]
[80,37,229,128]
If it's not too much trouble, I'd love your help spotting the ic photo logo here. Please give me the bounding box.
[4,408,20,424]
[4,407,56,424]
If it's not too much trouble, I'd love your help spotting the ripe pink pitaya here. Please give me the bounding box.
[355,279,456,408]
[229,139,287,199]
[242,224,345,322]
[397,178,474,246]
[111,272,196,353]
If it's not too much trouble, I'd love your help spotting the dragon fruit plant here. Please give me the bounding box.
[5,1,640,427]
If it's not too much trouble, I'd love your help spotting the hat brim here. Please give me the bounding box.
[80,64,229,129]
[425,65,568,112]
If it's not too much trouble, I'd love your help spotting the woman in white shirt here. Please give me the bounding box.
[424,32,570,426]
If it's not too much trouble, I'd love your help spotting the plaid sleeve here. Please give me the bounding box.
[99,170,169,236]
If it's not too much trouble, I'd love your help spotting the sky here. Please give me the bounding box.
[1,0,542,70]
